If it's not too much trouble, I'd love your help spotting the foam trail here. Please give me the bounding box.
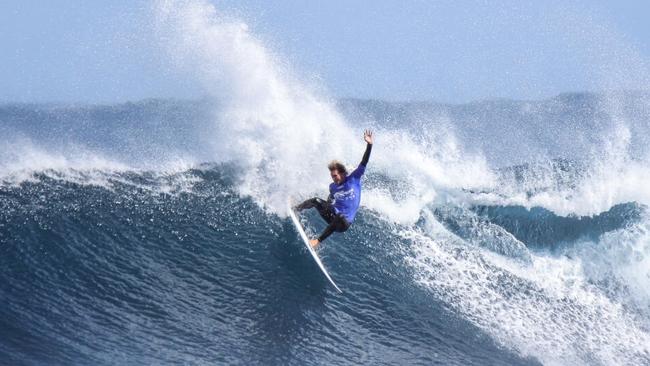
[154,0,354,212]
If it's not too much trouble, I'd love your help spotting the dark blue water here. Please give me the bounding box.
[1,169,539,366]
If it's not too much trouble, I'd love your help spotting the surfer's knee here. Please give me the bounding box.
[296,197,319,211]
[334,215,351,232]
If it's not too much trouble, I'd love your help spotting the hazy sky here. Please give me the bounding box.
[1,0,650,103]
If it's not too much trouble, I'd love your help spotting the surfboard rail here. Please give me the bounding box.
[287,199,342,293]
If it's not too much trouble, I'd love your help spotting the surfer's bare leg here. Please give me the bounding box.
[309,239,320,248]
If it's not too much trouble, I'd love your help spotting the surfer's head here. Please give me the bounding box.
[328,160,347,184]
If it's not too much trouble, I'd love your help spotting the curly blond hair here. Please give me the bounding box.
[327,160,347,175]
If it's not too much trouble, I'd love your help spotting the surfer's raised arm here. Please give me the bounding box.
[361,129,373,166]
[348,129,373,180]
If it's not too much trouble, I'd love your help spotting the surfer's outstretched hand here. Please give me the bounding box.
[309,239,320,249]
[364,130,373,144]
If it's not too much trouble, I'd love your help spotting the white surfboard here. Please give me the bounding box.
[288,199,342,293]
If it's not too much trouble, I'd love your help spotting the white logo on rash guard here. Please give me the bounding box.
[333,189,356,202]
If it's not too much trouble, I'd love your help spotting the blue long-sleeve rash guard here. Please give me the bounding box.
[329,143,372,222]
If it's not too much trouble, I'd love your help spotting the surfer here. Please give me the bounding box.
[295,130,373,248]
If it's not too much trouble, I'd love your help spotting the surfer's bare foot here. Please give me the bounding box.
[309,239,320,249]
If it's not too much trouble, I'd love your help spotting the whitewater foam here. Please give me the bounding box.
[0,138,127,186]
[567,215,650,317]
[403,216,650,365]
[152,0,494,218]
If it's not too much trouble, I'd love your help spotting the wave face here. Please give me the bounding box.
[3,1,650,365]
[3,101,650,366]
[1,167,543,366]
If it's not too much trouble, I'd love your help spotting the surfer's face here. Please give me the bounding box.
[330,169,345,184]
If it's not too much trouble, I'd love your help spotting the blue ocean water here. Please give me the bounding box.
[2,95,650,366]
[3,1,650,364]
[0,165,534,366]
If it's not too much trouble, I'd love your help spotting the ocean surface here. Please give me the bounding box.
[3,1,650,365]
[2,94,650,366]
